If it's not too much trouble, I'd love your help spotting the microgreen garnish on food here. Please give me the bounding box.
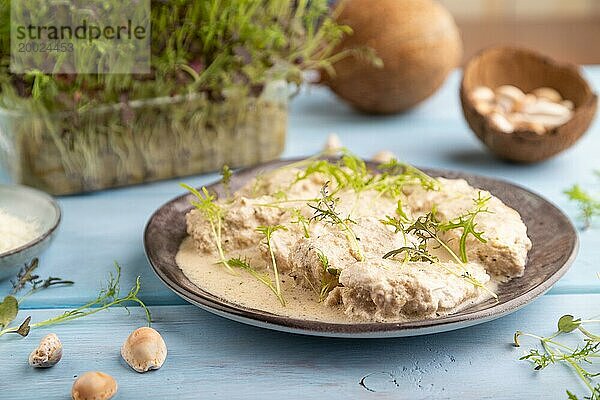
[182,183,233,272]
[0,263,151,338]
[384,211,497,299]
[564,181,600,230]
[377,159,440,192]
[221,165,233,199]
[316,249,338,302]
[293,151,439,198]
[291,209,311,238]
[227,257,286,306]
[438,192,492,263]
[309,182,364,261]
[514,314,600,399]
[383,242,439,264]
[256,225,288,306]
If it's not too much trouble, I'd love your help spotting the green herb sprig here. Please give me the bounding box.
[182,183,233,272]
[227,257,285,307]
[256,225,288,306]
[309,182,364,261]
[383,211,497,300]
[438,192,491,263]
[11,258,73,298]
[291,208,311,238]
[0,263,151,338]
[316,249,339,302]
[514,314,600,399]
[565,179,600,230]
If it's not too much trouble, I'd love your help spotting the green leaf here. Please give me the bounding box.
[0,295,18,328]
[558,314,581,333]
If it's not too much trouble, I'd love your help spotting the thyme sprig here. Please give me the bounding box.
[0,263,151,338]
[309,182,364,261]
[256,225,288,306]
[182,183,233,272]
[514,314,600,399]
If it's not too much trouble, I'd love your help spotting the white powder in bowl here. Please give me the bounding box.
[0,208,40,254]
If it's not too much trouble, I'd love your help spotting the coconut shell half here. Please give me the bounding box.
[461,46,598,163]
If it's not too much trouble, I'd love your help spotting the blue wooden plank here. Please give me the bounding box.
[0,67,598,309]
[0,294,598,399]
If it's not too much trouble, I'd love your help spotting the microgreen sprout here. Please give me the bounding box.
[291,208,311,238]
[384,211,497,299]
[182,183,233,273]
[438,192,492,263]
[11,258,73,298]
[0,263,151,338]
[227,257,286,306]
[309,182,364,261]
[514,314,600,399]
[316,249,338,302]
[565,182,600,230]
[292,150,439,199]
[256,225,288,306]
[221,165,233,199]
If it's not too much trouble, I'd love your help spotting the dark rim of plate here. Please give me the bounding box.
[144,159,579,335]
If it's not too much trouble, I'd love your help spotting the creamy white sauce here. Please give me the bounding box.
[176,237,498,323]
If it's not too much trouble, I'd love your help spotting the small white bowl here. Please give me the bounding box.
[0,185,61,280]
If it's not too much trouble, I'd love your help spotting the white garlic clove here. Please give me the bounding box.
[469,86,495,103]
[488,112,514,133]
[28,333,62,368]
[514,120,547,135]
[495,85,525,103]
[511,112,572,129]
[71,371,117,400]
[323,133,342,155]
[531,87,563,103]
[121,327,167,373]
[473,99,494,115]
[372,150,396,164]
[513,94,537,113]
[561,99,575,110]
[521,98,572,117]
[494,96,515,114]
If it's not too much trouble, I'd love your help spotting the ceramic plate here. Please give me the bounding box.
[0,185,61,279]
[144,160,578,338]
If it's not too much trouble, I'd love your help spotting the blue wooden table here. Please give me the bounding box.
[1,68,599,399]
